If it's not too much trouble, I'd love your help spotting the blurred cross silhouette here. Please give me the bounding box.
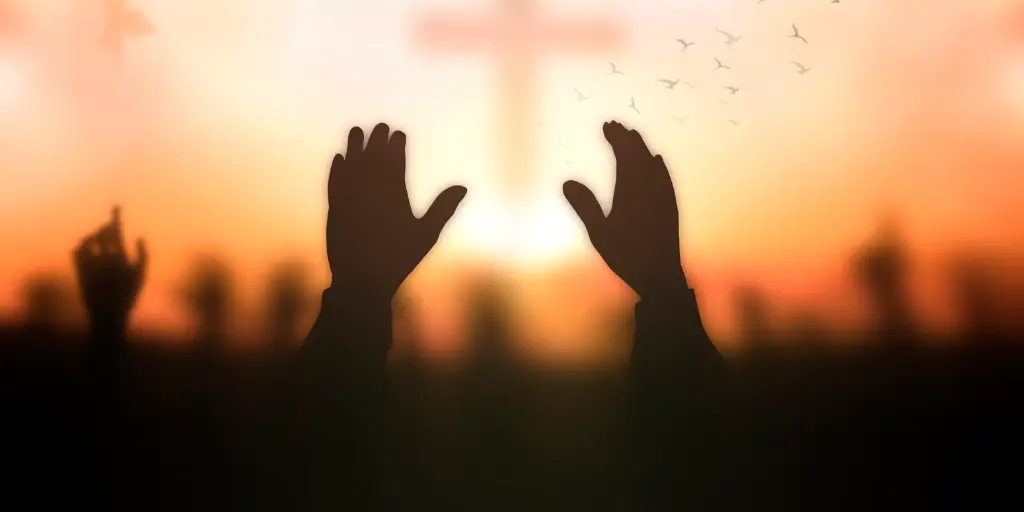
[415,0,624,199]
[100,0,154,62]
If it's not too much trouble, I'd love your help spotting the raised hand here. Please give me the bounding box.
[563,121,688,301]
[325,123,467,303]
[73,206,147,337]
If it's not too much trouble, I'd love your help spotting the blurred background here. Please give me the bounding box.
[1,0,1022,363]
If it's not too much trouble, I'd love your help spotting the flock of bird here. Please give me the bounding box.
[572,1,842,129]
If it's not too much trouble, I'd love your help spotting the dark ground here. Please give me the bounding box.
[2,323,1021,510]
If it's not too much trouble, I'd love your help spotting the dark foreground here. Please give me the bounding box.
[3,325,1022,511]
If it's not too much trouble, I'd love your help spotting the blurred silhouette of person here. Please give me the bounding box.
[70,206,147,509]
[462,274,522,492]
[297,123,466,510]
[853,216,914,345]
[73,206,147,374]
[947,252,998,343]
[183,255,233,353]
[733,284,773,350]
[563,121,726,508]
[20,274,73,337]
[265,260,310,352]
[790,307,828,348]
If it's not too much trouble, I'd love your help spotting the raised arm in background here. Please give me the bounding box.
[563,121,726,507]
[73,206,147,373]
[297,123,466,509]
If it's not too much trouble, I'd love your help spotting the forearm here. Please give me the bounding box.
[630,281,724,391]
[299,287,394,404]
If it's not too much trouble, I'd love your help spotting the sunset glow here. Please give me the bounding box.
[1,1,1023,357]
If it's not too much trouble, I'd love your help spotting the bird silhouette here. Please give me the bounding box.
[716,29,744,46]
[792,61,811,75]
[573,88,591,102]
[670,116,689,124]
[790,23,808,43]
[726,119,741,127]
[676,39,695,51]
[628,96,640,115]
[724,85,740,95]
[714,57,731,70]
[683,81,697,89]
[609,62,624,75]
[658,78,681,89]
[100,0,154,61]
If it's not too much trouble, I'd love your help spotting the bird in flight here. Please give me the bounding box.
[628,96,640,115]
[100,0,155,61]
[676,39,695,51]
[670,116,689,124]
[724,85,740,95]
[714,57,731,70]
[716,29,743,46]
[792,61,811,75]
[609,62,624,75]
[790,24,808,44]
[573,88,591,102]
[683,81,697,89]
[726,119,741,127]
[658,78,681,89]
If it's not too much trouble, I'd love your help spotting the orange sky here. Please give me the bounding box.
[1,0,1023,360]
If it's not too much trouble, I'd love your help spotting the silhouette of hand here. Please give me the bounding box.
[564,121,687,300]
[73,207,147,333]
[326,123,466,302]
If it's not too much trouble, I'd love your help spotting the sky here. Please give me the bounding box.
[1,0,1023,360]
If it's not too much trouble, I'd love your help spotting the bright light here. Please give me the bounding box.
[0,56,26,110]
[455,193,589,267]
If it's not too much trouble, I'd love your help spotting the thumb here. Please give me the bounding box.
[134,238,148,276]
[419,185,468,247]
[563,180,607,243]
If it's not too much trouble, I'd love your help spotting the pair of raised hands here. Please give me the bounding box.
[72,121,690,335]
[327,121,689,305]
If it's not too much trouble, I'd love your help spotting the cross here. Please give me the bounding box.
[415,0,624,198]
[100,0,155,62]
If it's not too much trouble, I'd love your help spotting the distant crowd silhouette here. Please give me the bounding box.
[3,121,1022,511]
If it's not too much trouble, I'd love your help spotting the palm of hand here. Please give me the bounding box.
[564,122,686,299]
[326,124,466,301]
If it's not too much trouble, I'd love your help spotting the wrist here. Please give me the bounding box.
[637,272,691,306]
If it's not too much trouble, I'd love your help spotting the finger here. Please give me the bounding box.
[602,121,632,163]
[385,129,407,191]
[345,126,365,162]
[563,181,608,246]
[327,153,346,205]
[365,122,391,156]
[103,205,126,258]
[134,238,148,274]
[418,185,468,248]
